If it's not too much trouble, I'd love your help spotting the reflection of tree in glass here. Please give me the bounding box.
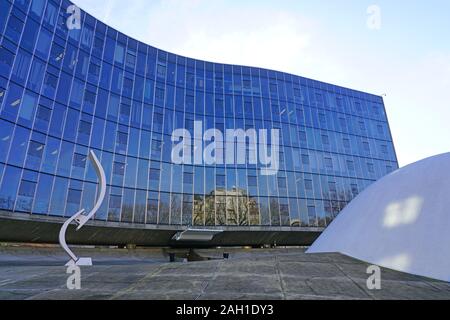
[248,197,260,225]
[215,191,227,226]
[121,204,133,222]
[158,201,170,225]
[134,204,146,224]
[205,195,215,226]
[170,194,182,225]
[270,198,281,226]
[323,188,354,226]
[193,195,204,226]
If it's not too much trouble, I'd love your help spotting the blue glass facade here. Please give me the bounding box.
[0,0,398,230]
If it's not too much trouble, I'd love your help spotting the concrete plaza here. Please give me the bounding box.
[0,245,449,300]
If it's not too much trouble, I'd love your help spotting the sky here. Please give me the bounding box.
[72,0,450,167]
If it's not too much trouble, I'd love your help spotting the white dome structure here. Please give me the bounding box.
[307,153,450,282]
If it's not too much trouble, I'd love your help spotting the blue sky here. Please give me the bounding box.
[72,0,450,167]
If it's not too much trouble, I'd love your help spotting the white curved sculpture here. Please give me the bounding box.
[307,153,450,282]
[59,150,106,266]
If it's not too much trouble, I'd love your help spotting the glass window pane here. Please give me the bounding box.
[0,166,21,210]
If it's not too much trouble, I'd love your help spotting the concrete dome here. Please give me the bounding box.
[307,153,450,282]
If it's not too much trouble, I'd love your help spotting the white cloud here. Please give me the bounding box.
[142,1,315,72]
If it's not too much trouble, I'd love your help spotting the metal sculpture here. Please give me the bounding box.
[59,150,106,266]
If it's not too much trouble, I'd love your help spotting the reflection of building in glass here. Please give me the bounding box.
[193,188,260,227]
[0,0,398,246]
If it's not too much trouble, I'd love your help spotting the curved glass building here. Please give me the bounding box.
[0,0,398,246]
